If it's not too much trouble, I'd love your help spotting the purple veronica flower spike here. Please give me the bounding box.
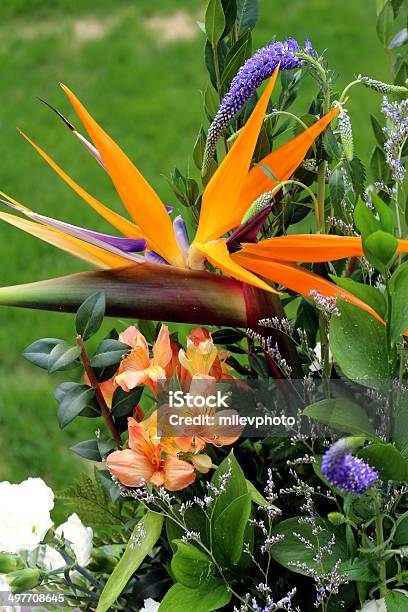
[321,439,379,494]
[203,38,312,173]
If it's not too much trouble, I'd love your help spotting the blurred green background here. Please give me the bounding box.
[0,0,394,499]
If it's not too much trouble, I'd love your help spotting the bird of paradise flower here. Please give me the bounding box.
[1,67,407,328]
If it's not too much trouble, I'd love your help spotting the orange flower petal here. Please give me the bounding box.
[196,240,280,294]
[163,454,195,491]
[237,107,339,219]
[61,85,184,266]
[195,70,279,244]
[106,448,155,488]
[18,132,143,240]
[153,324,172,368]
[240,234,365,262]
[0,211,130,269]
[232,251,383,322]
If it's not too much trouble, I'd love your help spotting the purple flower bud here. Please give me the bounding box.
[321,439,379,494]
[203,38,312,173]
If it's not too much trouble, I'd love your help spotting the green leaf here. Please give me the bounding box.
[370,146,388,182]
[364,230,398,271]
[76,291,106,341]
[329,168,345,207]
[370,114,386,147]
[171,541,213,588]
[236,0,259,35]
[385,591,408,610]
[338,558,378,582]
[205,0,226,45]
[246,479,270,507]
[370,192,395,234]
[394,515,408,546]
[330,300,390,384]
[211,451,250,566]
[213,492,251,566]
[348,156,366,197]
[91,339,129,369]
[23,338,65,370]
[111,387,143,418]
[376,1,394,46]
[159,579,231,612]
[389,263,408,342]
[97,512,163,612]
[329,275,386,318]
[193,128,206,170]
[354,197,380,239]
[204,84,219,120]
[323,128,342,162]
[359,443,408,481]
[220,0,237,37]
[212,328,246,344]
[303,399,374,436]
[270,517,348,575]
[221,31,252,86]
[391,0,405,16]
[48,343,81,374]
[70,439,102,461]
[57,384,97,428]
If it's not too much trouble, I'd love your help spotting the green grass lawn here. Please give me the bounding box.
[0,0,394,504]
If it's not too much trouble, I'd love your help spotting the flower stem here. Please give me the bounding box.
[372,492,387,597]
[76,335,122,449]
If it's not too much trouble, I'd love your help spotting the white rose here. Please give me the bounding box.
[0,574,21,612]
[0,478,54,554]
[140,599,160,612]
[359,590,408,611]
[56,514,93,567]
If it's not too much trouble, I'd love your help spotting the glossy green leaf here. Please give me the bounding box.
[70,439,101,461]
[376,2,394,46]
[370,192,395,234]
[205,0,226,45]
[364,230,398,271]
[57,384,97,428]
[23,338,65,370]
[354,197,381,239]
[221,0,237,37]
[236,0,259,35]
[221,31,252,85]
[76,291,106,341]
[348,156,366,197]
[329,275,386,318]
[111,387,143,418]
[370,114,385,147]
[329,168,345,207]
[270,517,348,575]
[394,515,408,546]
[213,492,251,566]
[97,512,163,612]
[91,339,129,369]
[330,300,390,384]
[359,443,408,481]
[159,579,231,612]
[303,398,374,436]
[171,541,213,588]
[370,146,388,182]
[48,343,81,374]
[193,128,207,170]
[389,263,408,341]
[338,558,378,582]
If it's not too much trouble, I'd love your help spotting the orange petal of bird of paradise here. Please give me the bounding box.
[61,84,184,267]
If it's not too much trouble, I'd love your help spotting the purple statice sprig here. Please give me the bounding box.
[321,438,379,494]
[202,38,313,174]
[381,96,408,185]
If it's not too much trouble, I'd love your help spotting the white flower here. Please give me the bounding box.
[55,514,93,567]
[359,590,408,611]
[0,574,21,612]
[0,478,54,554]
[37,545,65,571]
[140,599,160,612]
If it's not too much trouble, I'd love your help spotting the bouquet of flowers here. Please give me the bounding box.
[0,0,408,610]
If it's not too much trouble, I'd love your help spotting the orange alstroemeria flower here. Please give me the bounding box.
[115,324,173,394]
[107,415,195,491]
[2,69,408,320]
